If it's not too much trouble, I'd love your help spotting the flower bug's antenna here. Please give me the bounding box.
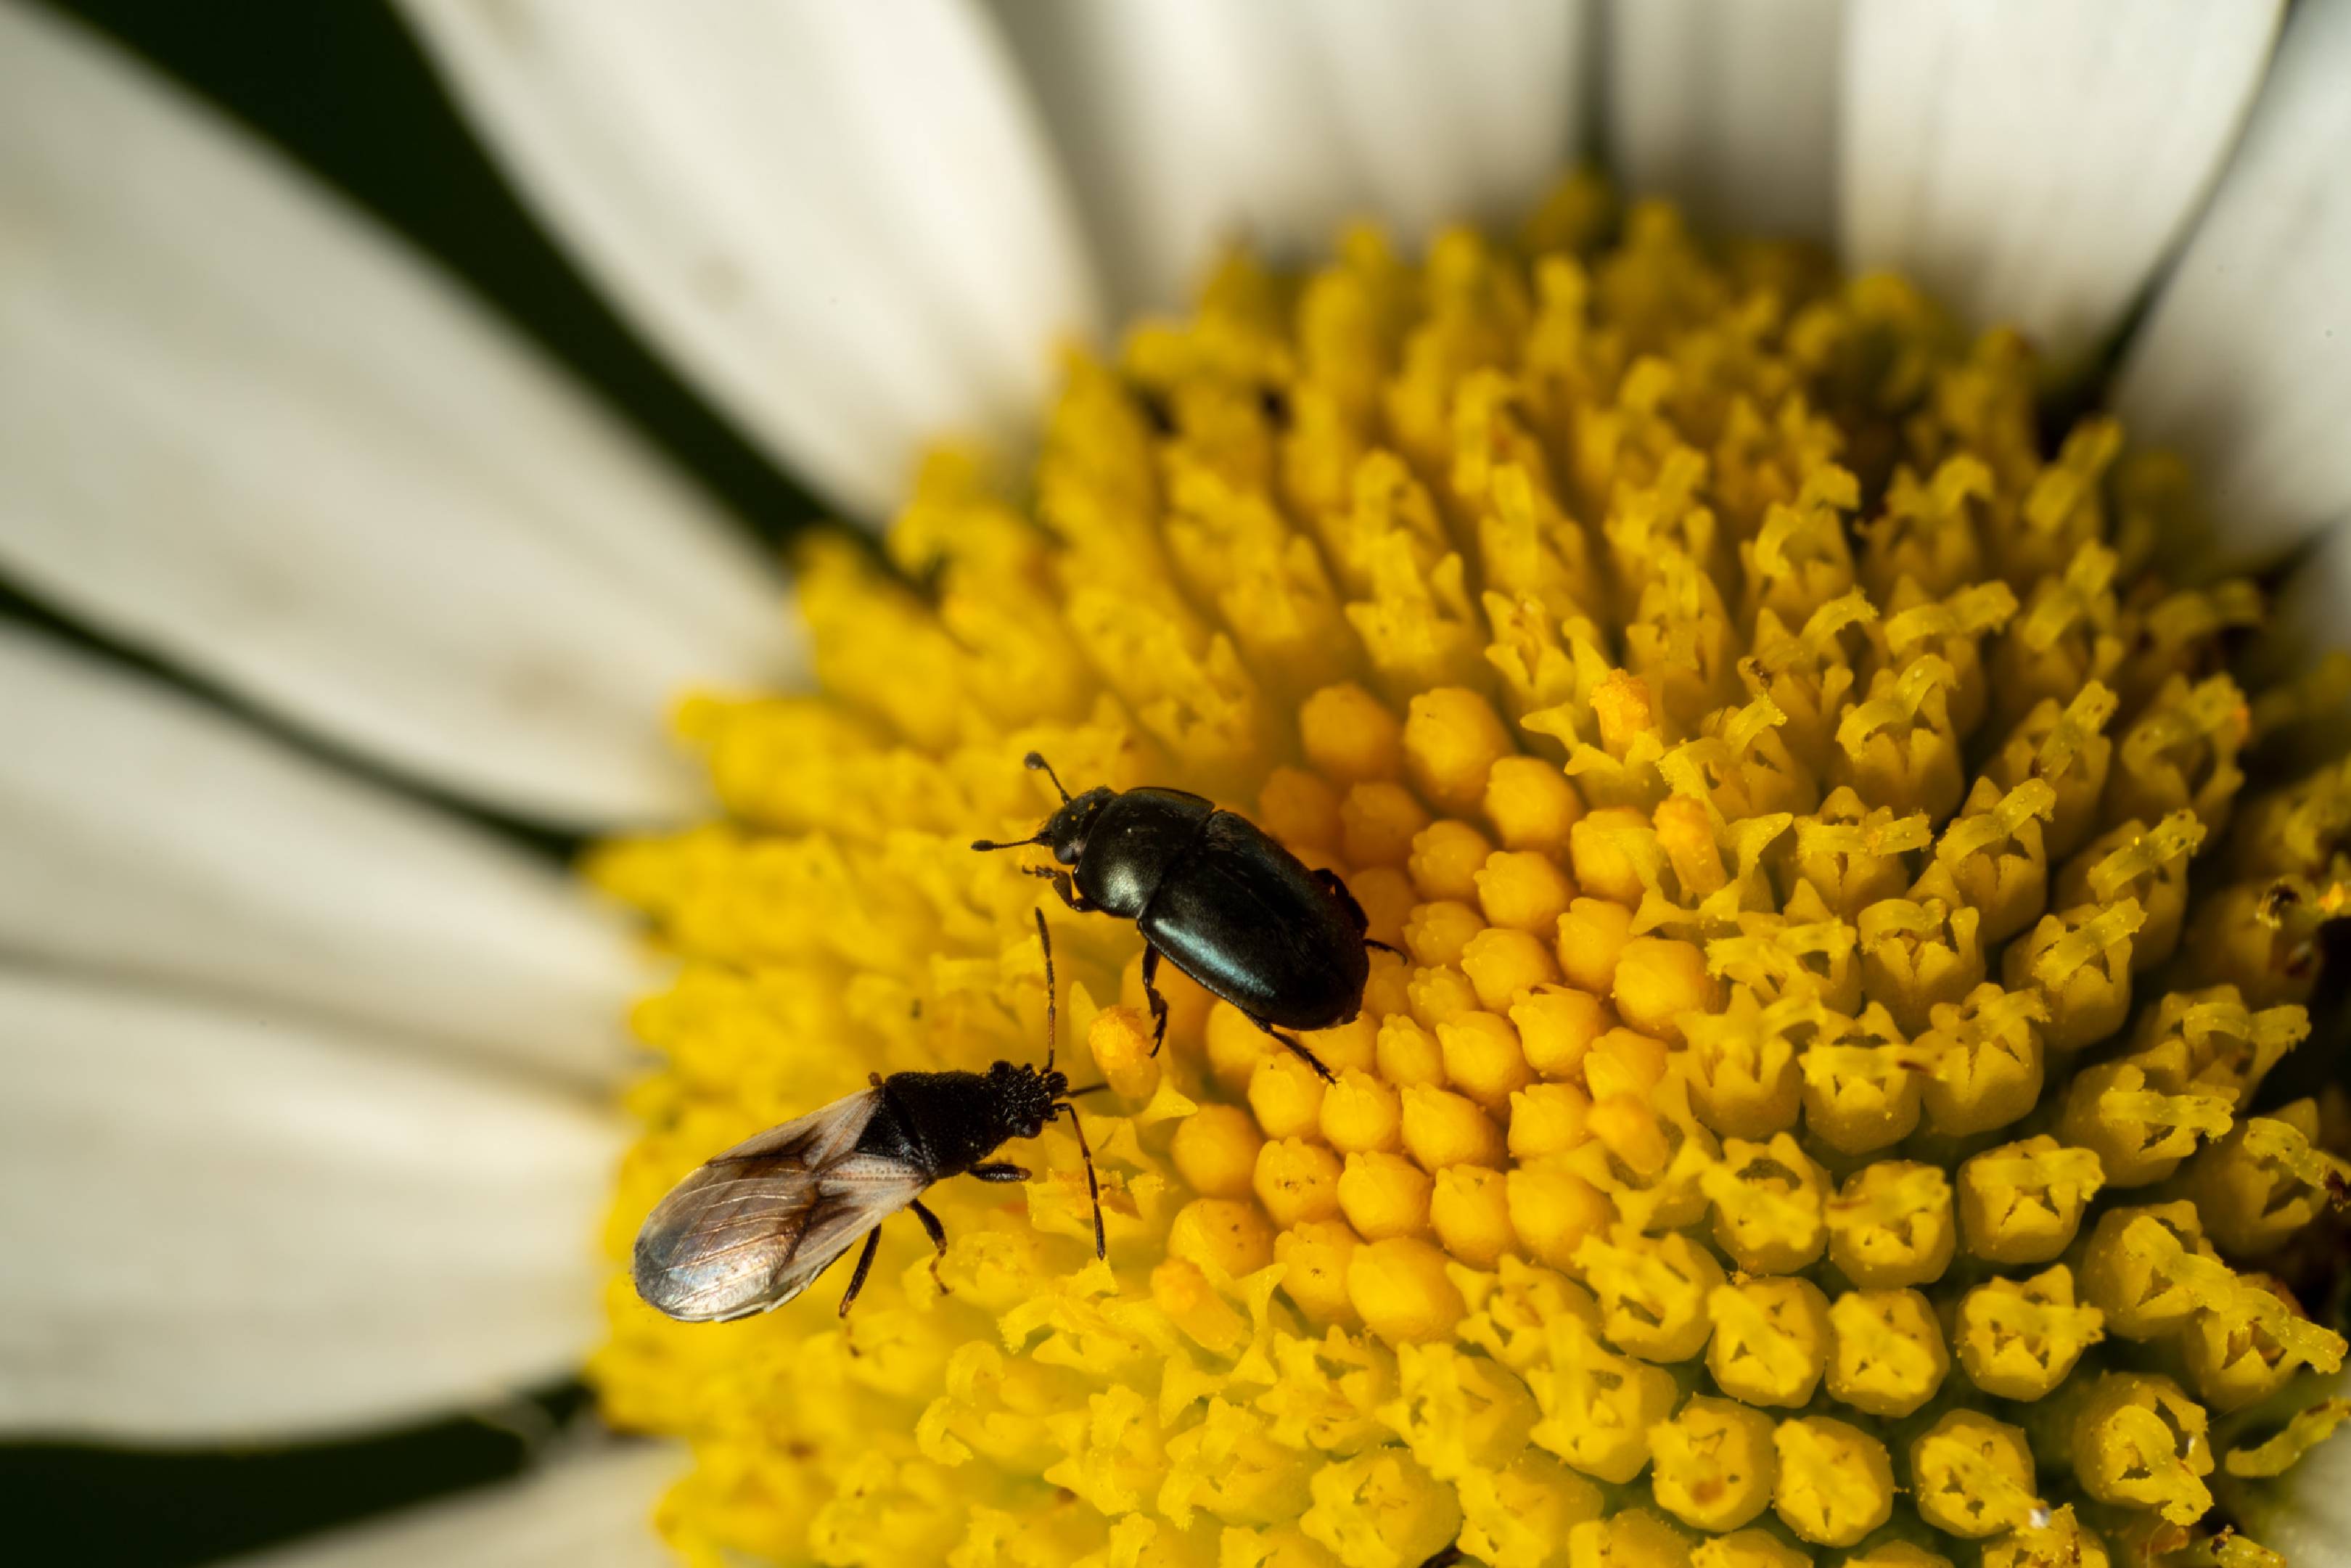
[1030,907,1100,1260]
[1024,751,1072,804]
[1053,1101,1107,1260]
[1032,908,1104,1259]
[1060,1081,1111,1097]
[1033,907,1056,1073]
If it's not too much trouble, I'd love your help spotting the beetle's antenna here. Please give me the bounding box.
[969,832,1048,852]
[1034,907,1056,1072]
[1055,1103,1107,1260]
[1024,751,1072,804]
[1060,1081,1111,1097]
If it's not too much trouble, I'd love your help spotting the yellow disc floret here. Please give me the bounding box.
[591,177,2351,1567]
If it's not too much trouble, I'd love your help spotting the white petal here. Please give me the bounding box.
[1840,0,2281,370]
[990,0,1591,314]
[0,626,647,1088]
[1605,0,1842,242]
[2114,0,2351,569]
[2215,1371,2351,1562]
[0,969,623,1442]
[400,0,1101,522]
[233,1444,681,1568]
[0,4,797,827]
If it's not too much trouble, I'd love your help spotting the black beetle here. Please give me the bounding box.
[973,754,1392,1081]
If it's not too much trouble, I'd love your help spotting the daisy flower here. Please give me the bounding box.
[7,2,2351,1565]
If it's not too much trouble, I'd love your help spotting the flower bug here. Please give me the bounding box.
[632,911,1103,1322]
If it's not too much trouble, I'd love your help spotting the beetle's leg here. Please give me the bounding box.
[1025,864,1101,914]
[1314,866,1400,953]
[968,1161,1032,1182]
[1250,1014,1337,1083]
[1312,866,1371,933]
[837,1226,884,1318]
[908,1199,951,1293]
[1139,943,1171,1056]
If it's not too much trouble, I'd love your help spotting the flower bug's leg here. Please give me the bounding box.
[1034,907,1057,1070]
[969,1162,1030,1182]
[1250,1014,1335,1083]
[1139,943,1170,1056]
[837,1226,884,1318]
[1055,1102,1107,1260]
[908,1199,950,1293]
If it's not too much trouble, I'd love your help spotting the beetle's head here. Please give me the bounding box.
[970,752,1110,867]
[1042,787,1112,866]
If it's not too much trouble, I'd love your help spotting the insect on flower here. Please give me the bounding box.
[631,910,1104,1323]
[974,752,1395,1083]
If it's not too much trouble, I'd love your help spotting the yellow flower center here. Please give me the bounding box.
[588,176,2351,1568]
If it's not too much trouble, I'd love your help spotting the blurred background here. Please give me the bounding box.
[3,2,822,1561]
[9,4,2348,1564]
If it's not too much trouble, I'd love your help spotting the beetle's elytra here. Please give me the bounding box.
[974,753,1393,1082]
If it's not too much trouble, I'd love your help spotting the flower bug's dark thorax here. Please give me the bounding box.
[856,1062,1065,1181]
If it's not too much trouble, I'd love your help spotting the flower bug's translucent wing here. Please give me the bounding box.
[631,1088,929,1323]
